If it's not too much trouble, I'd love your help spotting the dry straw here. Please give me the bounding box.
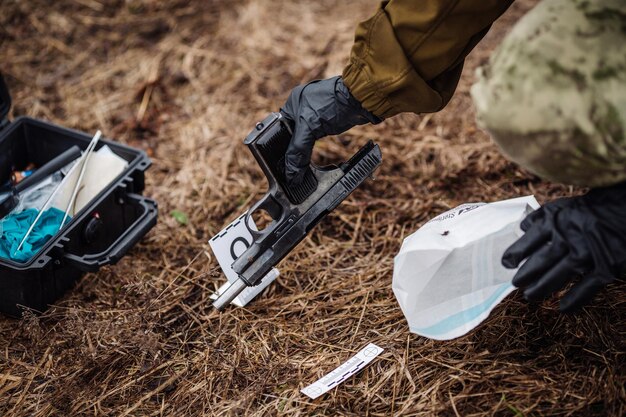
[0,0,623,416]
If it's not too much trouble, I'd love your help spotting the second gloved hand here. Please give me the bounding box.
[502,182,626,312]
[280,76,381,185]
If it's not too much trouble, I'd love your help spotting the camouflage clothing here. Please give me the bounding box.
[343,0,513,119]
[471,0,626,187]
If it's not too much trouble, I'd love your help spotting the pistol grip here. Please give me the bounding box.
[246,113,318,205]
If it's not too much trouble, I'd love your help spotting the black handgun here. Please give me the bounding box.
[212,112,382,310]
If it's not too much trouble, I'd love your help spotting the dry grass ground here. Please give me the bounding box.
[0,0,624,415]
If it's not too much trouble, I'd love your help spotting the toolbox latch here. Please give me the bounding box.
[63,194,158,272]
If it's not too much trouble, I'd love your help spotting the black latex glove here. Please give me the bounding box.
[280,76,381,185]
[502,182,626,312]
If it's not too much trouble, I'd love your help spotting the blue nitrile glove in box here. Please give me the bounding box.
[0,208,66,263]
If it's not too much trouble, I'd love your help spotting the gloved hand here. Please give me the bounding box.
[502,182,626,312]
[280,76,381,185]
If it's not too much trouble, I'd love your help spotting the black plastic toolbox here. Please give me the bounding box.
[0,73,158,317]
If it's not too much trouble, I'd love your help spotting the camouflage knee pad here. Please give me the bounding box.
[471,0,626,187]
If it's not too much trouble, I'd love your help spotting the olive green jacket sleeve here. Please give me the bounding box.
[343,0,514,119]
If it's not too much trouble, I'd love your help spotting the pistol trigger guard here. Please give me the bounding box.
[244,193,283,239]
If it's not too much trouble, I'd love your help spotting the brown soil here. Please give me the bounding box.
[0,0,624,416]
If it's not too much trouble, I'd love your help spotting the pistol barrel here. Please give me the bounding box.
[212,278,249,311]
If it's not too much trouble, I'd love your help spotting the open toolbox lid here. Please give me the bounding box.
[0,73,10,126]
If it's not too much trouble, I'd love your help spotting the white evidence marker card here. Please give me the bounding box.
[300,343,384,400]
[209,213,279,307]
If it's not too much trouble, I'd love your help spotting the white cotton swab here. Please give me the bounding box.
[15,130,101,253]
[60,131,101,228]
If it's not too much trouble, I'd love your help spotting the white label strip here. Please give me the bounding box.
[209,213,279,307]
[300,343,384,400]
